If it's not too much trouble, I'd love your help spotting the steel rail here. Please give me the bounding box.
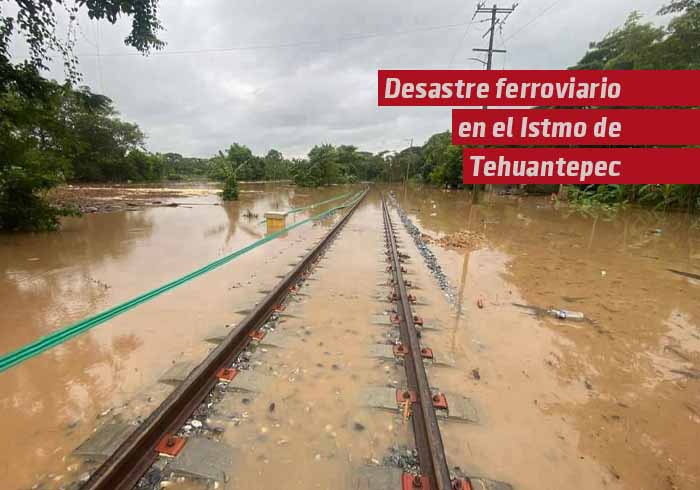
[82,189,368,490]
[382,196,453,490]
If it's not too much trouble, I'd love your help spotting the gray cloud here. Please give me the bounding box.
[29,0,666,157]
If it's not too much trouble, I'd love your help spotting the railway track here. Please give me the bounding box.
[80,189,368,490]
[72,189,497,490]
[382,196,470,490]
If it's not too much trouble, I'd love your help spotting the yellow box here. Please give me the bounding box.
[265,211,288,234]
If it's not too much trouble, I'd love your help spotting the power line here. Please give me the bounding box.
[505,0,566,41]
[448,18,491,68]
[76,21,478,58]
[95,20,103,92]
[469,3,517,194]
[448,22,476,68]
[499,22,508,69]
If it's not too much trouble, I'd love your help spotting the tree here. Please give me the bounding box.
[263,149,289,181]
[0,75,68,230]
[336,145,361,182]
[1,1,164,230]
[160,153,209,180]
[222,173,239,201]
[291,145,341,187]
[292,157,323,187]
[1,0,163,86]
[565,3,700,211]
[208,143,256,200]
[429,144,463,188]
[658,0,700,15]
[655,3,700,69]
[569,5,700,71]
[308,144,340,185]
[63,91,146,182]
[569,12,665,70]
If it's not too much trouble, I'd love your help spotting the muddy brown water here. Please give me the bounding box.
[393,185,700,490]
[0,183,359,490]
[1,183,698,490]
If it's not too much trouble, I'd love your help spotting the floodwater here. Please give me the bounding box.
[393,185,700,490]
[0,183,698,490]
[219,198,415,489]
[0,183,359,490]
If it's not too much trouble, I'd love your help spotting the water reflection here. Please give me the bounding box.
[0,183,363,489]
[0,211,155,351]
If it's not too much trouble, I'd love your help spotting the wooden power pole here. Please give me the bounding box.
[471,2,517,200]
[472,2,517,70]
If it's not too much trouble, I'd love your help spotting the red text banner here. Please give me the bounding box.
[452,109,700,146]
[378,70,700,107]
[462,148,700,184]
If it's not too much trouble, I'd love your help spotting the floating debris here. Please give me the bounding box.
[513,303,588,322]
[668,269,700,281]
[671,368,700,380]
[547,309,585,321]
[427,230,485,250]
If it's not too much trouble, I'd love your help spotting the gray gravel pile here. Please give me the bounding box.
[383,445,419,474]
[388,194,456,304]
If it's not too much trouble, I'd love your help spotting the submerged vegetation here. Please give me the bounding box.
[1,0,699,230]
[221,173,239,201]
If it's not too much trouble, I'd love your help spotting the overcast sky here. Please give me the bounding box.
[17,0,667,158]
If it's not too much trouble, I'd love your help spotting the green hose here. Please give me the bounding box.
[0,190,365,373]
[288,190,355,214]
[257,190,355,224]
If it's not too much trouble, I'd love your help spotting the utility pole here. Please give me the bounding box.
[470,2,517,200]
[471,2,517,71]
[404,137,413,184]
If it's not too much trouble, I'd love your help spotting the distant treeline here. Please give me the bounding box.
[1,0,698,231]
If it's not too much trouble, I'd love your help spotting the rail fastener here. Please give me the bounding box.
[155,435,186,458]
[215,367,238,382]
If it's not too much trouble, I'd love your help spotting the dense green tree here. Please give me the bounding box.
[570,12,665,70]
[659,0,700,14]
[291,145,341,187]
[222,173,239,201]
[429,144,463,188]
[1,0,164,230]
[63,90,146,181]
[655,2,700,69]
[263,149,289,181]
[419,131,449,182]
[336,145,361,182]
[158,153,208,180]
[565,1,700,211]
[207,143,261,200]
[124,149,164,181]
[415,131,465,187]
[292,158,323,187]
[240,155,266,181]
[1,76,69,230]
[306,144,340,186]
[570,3,700,70]
[356,151,386,181]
